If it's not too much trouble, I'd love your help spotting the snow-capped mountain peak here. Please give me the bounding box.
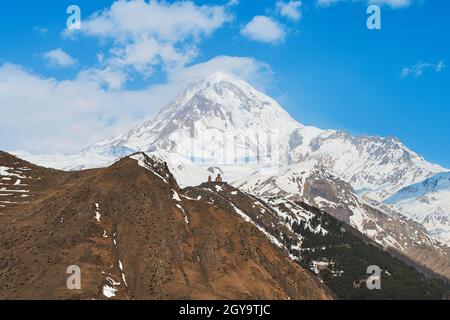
[288,129,446,201]
[148,71,301,133]
[84,72,302,170]
[172,72,289,114]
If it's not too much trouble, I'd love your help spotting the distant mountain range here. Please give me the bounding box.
[385,172,450,244]
[12,72,449,280]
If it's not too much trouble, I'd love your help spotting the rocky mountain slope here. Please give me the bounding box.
[1,151,448,299]
[0,151,63,215]
[0,151,331,300]
[233,161,450,280]
[184,173,449,299]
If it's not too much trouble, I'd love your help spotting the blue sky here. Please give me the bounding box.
[0,0,449,167]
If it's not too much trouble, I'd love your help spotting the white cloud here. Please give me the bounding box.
[0,1,273,155]
[401,61,446,78]
[0,63,147,153]
[227,0,240,7]
[276,1,303,21]
[108,36,197,77]
[241,16,286,44]
[65,0,232,83]
[34,26,48,35]
[369,0,411,8]
[0,56,271,154]
[168,55,273,92]
[317,0,412,9]
[42,49,77,67]
[76,67,128,91]
[79,0,231,41]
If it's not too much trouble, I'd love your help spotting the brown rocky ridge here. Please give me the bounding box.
[0,151,331,300]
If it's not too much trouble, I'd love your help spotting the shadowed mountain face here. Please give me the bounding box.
[0,151,331,300]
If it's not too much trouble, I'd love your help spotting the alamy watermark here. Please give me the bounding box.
[367,5,381,30]
[66,5,81,30]
[366,265,382,290]
[66,265,81,290]
[65,4,381,32]
[174,126,282,175]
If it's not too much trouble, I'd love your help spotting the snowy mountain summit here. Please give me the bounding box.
[85,72,300,167]
[84,72,445,198]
